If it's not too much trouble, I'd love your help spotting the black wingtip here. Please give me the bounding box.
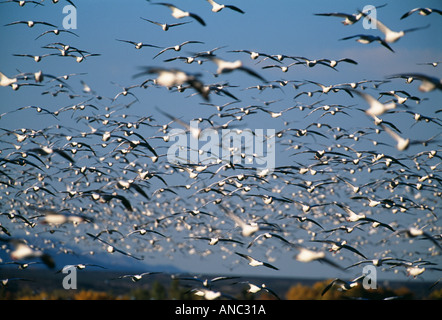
[190,13,206,26]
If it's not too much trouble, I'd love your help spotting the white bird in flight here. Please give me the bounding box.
[153,3,206,26]
[359,10,430,43]
[350,89,396,117]
[206,56,267,82]
[380,124,410,151]
[400,7,442,20]
[0,71,17,87]
[206,0,244,14]
[235,252,279,270]
[140,17,192,31]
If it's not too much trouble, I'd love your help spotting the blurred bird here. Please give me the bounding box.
[350,89,396,117]
[380,124,410,151]
[206,56,267,82]
[0,71,17,87]
[153,3,206,26]
[134,67,209,101]
[0,238,55,269]
[359,10,430,43]
[388,73,442,92]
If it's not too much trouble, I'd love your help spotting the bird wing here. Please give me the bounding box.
[339,34,365,41]
[210,276,240,283]
[219,238,244,245]
[400,8,420,19]
[170,21,193,27]
[39,21,58,28]
[153,47,172,59]
[315,12,354,18]
[140,17,162,26]
[187,77,210,101]
[304,217,324,230]
[269,233,293,246]
[342,244,368,259]
[345,260,370,269]
[340,58,358,65]
[238,66,267,83]
[235,251,252,261]
[263,286,280,299]
[247,233,266,248]
[262,261,279,270]
[322,279,341,296]
[320,256,345,270]
[422,231,442,250]
[189,13,206,26]
[403,24,430,34]
[226,5,245,14]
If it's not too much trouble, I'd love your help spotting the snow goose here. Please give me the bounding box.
[349,89,396,117]
[186,236,244,246]
[235,252,279,270]
[321,275,366,296]
[294,247,344,270]
[153,40,204,59]
[153,3,206,26]
[176,275,239,288]
[112,272,161,282]
[236,281,280,299]
[262,62,301,73]
[0,238,55,269]
[340,34,394,52]
[359,10,430,43]
[133,67,209,101]
[401,7,442,19]
[116,39,160,50]
[314,4,387,25]
[247,232,293,249]
[140,17,192,31]
[224,209,260,237]
[5,20,57,28]
[207,56,267,82]
[312,239,367,259]
[391,227,442,251]
[388,73,442,92]
[13,53,57,62]
[206,0,244,14]
[0,0,44,6]
[0,71,17,87]
[35,29,78,40]
[380,124,410,151]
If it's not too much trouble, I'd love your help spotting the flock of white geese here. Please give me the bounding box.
[0,1,441,299]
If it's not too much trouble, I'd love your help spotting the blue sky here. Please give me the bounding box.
[0,0,441,285]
